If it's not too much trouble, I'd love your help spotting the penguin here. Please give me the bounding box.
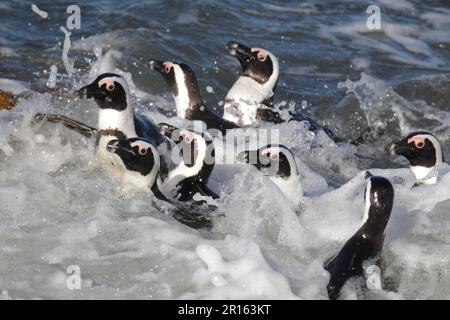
[106,135,215,229]
[237,144,303,210]
[148,60,238,136]
[105,137,168,201]
[224,41,280,126]
[385,131,444,186]
[158,122,219,202]
[225,41,340,142]
[324,171,394,300]
[34,73,170,190]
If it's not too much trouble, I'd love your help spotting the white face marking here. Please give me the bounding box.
[172,64,191,118]
[147,144,160,186]
[362,178,372,227]
[167,131,207,183]
[98,78,115,91]
[418,134,443,164]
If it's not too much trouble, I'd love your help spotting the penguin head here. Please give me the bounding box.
[78,73,129,111]
[238,144,297,179]
[226,41,279,88]
[106,137,159,177]
[158,122,214,171]
[149,60,203,111]
[385,131,444,183]
[361,171,394,235]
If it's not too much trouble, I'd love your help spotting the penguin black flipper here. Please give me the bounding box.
[193,180,220,200]
[151,180,173,204]
[288,111,342,142]
[174,177,219,203]
[325,234,376,300]
[171,206,213,230]
[151,181,213,230]
[189,105,239,136]
[256,108,284,124]
[33,113,97,138]
[261,96,275,108]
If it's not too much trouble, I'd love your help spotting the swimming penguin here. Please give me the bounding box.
[105,137,168,200]
[237,144,303,210]
[385,131,444,186]
[158,122,219,202]
[148,60,238,136]
[324,171,394,300]
[106,135,215,229]
[225,41,340,142]
[224,41,280,126]
[34,73,170,190]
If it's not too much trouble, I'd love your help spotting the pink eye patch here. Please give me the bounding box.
[163,62,173,73]
[98,78,115,91]
[251,47,268,62]
[408,136,426,149]
[130,141,150,155]
[180,130,195,144]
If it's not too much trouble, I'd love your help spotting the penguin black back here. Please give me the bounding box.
[149,60,238,136]
[324,172,394,300]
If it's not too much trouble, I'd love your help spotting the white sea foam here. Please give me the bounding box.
[0,64,450,300]
[0,78,30,95]
[319,20,447,69]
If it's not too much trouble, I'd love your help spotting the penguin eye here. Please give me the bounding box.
[416,142,425,149]
[257,53,266,62]
[139,148,148,156]
[106,84,115,91]
[252,48,268,62]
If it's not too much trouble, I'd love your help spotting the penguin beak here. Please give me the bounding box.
[106,140,134,155]
[226,41,254,64]
[364,171,373,181]
[157,122,179,139]
[77,82,105,99]
[385,141,409,156]
[148,60,165,74]
[237,150,250,163]
[237,150,261,168]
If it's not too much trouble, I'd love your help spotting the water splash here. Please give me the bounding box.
[31,4,48,19]
[60,26,75,76]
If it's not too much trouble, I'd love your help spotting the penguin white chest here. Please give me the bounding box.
[96,135,127,174]
[224,77,271,126]
[270,175,303,209]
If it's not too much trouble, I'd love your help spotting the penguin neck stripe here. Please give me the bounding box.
[98,129,127,140]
